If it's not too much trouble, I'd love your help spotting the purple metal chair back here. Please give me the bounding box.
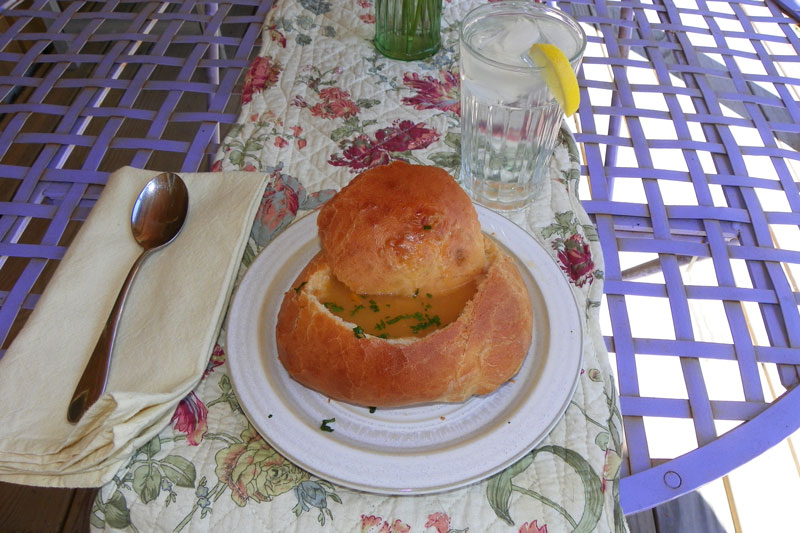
[561,0,800,513]
[0,0,270,355]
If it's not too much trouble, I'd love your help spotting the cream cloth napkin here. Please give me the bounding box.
[0,166,267,488]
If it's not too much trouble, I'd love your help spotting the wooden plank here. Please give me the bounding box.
[0,482,73,531]
[62,488,97,533]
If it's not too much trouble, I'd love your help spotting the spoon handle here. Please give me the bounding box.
[67,249,151,424]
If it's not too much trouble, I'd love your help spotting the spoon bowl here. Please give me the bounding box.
[67,172,189,424]
[131,174,189,249]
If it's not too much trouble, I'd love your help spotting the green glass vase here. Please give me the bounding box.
[374,0,442,61]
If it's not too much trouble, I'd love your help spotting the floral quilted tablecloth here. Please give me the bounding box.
[92,1,627,531]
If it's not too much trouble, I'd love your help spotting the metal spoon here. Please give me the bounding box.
[67,172,189,424]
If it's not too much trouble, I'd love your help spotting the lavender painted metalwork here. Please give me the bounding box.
[561,0,800,514]
[0,0,270,354]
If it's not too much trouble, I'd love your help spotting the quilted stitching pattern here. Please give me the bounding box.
[93,2,627,531]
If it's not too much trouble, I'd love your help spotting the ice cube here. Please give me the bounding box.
[472,19,506,50]
[479,18,541,66]
[462,49,530,104]
[538,18,577,58]
[519,18,579,70]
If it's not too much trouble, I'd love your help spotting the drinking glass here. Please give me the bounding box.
[459,1,586,210]
[374,0,442,61]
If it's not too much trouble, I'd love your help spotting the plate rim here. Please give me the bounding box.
[226,205,584,495]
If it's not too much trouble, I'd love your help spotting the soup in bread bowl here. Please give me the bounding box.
[275,162,533,407]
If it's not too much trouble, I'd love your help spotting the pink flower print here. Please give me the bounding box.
[242,56,282,104]
[329,133,391,170]
[390,520,411,533]
[357,0,374,23]
[274,136,288,148]
[319,87,349,100]
[203,344,225,378]
[375,120,440,152]
[402,71,460,114]
[257,173,299,233]
[328,97,360,117]
[519,521,548,533]
[360,515,410,533]
[285,125,307,149]
[242,164,257,172]
[267,24,287,47]
[210,159,223,172]
[425,512,451,533]
[329,120,439,171]
[309,87,360,119]
[361,515,393,533]
[171,392,208,446]
[555,234,595,286]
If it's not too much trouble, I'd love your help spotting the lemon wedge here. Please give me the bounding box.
[527,43,580,117]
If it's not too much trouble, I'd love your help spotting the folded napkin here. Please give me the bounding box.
[0,166,268,488]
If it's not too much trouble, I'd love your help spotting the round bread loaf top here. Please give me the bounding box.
[317,161,485,296]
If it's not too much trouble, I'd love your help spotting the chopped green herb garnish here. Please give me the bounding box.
[323,302,344,313]
[378,333,389,339]
[423,224,432,230]
[410,314,441,333]
[320,418,335,432]
[386,312,424,325]
[293,281,307,293]
[353,326,366,339]
[375,319,386,331]
[413,288,419,298]
[369,406,377,413]
[351,304,364,316]
[368,299,380,312]
[426,293,433,299]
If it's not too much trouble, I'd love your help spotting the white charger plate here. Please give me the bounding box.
[226,205,583,494]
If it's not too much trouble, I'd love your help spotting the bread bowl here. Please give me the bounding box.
[317,161,486,296]
[275,162,533,407]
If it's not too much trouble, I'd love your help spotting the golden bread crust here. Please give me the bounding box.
[275,236,533,407]
[317,161,485,296]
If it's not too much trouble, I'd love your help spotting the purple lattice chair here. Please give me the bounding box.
[0,0,271,355]
[561,0,800,515]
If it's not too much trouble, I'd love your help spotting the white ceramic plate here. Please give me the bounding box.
[226,206,583,494]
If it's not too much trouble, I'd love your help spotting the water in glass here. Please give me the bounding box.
[459,3,585,210]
